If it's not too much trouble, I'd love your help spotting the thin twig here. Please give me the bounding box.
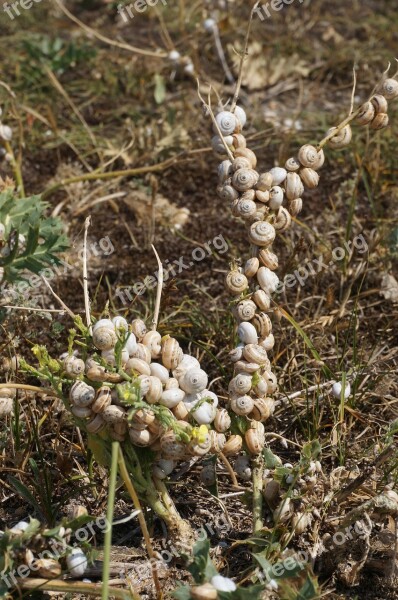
[219,452,239,487]
[230,1,259,112]
[211,22,235,84]
[83,216,92,333]
[15,578,139,600]
[102,442,119,600]
[151,245,163,332]
[0,383,57,395]
[0,306,65,313]
[196,82,234,161]
[349,66,357,114]
[40,276,75,319]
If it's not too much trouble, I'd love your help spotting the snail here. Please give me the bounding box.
[70,381,95,407]
[371,113,389,130]
[225,270,248,295]
[145,376,163,403]
[223,434,243,456]
[250,397,274,421]
[299,167,319,189]
[153,458,175,479]
[257,266,280,294]
[172,354,200,380]
[126,357,151,376]
[217,159,233,183]
[131,318,147,341]
[129,427,153,447]
[297,144,324,169]
[260,333,275,352]
[285,156,301,172]
[228,345,244,362]
[273,207,292,231]
[234,146,257,168]
[237,321,258,344]
[63,355,85,378]
[243,257,260,278]
[242,343,268,365]
[160,431,187,460]
[230,395,254,416]
[189,390,218,425]
[92,320,117,351]
[269,166,287,186]
[209,430,226,453]
[263,371,278,393]
[327,124,352,149]
[217,183,239,202]
[381,78,398,100]
[371,94,388,114]
[36,559,62,579]
[214,408,231,432]
[162,337,183,370]
[288,197,303,216]
[172,401,189,420]
[86,413,106,433]
[66,548,87,578]
[102,347,129,367]
[160,388,185,408]
[232,168,259,192]
[233,133,247,149]
[112,315,128,333]
[248,221,276,247]
[235,197,257,219]
[212,135,234,155]
[215,110,237,136]
[234,359,260,374]
[235,454,252,481]
[269,186,284,209]
[92,386,112,413]
[356,101,375,126]
[229,373,252,395]
[233,105,247,128]
[258,248,278,270]
[179,368,208,394]
[236,299,257,321]
[124,333,138,356]
[252,289,271,311]
[253,376,269,396]
[232,156,252,171]
[102,405,126,424]
[273,497,293,523]
[245,421,265,454]
[285,172,304,201]
[130,343,151,363]
[256,172,273,191]
[165,377,180,389]
[150,362,169,383]
[255,189,270,203]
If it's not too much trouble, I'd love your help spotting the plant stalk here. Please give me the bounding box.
[252,454,264,534]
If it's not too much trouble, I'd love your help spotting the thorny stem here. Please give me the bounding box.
[15,578,141,600]
[252,454,264,533]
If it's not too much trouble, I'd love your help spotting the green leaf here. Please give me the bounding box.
[172,585,192,600]
[154,74,166,104]
[297,574,319,599]
[263,448,282,469]
[187,538,218,584]
[8,476,43,518]
[219,584,265,600]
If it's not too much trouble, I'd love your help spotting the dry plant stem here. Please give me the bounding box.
[83,216,92,334]
[196,84,234,161]
[218,451,239,487]
[211,24,235,84]
[230,1,259,112]
[102,442,119,600]
[3,140,24,197]
[15,579,139,600]
[252,454,264,533]
[0,383,56,395]
[54,0,167,58]
[117,447,162,600]
[41,275,76,319]
[151,245,163,332]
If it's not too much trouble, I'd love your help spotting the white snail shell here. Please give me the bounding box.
[233,105,247,128]
[131,318,147,341]
[229,373,252,395]
[356,101,375,125]
[93,326,117,351]
[214,408,231,433]
[371,113,389,130]
[142,331,162,359]
[232,133,246,149]
[245,421,265,454]
[64,356,85,377]
[172,401,189,420]
[217,159,233,183]
[269,186,284,209]
[269,167,287,186]
[256,172,273,191]
[102,348,129,367]
[243,257,259,279]
[255,189,270,203]
[371,94,388,114]
[212,135,234,155]
[130,342,151,363]
[230,394,254,416]
[154,459,175,480]
[70,381,95,407]
[331,381,351,399]
[102,405,126,424]
[297,144,324,169]
[254,376,269,396]
[190,390,218,424]
[248,221,276,247]
[232,168,259,192]
[160,388,186,408]
[243,343,268,365]
[150,362,169,383]
[234,359,260,374]
[234,147,257,168]
[285,156,301,172]
[215,110,237,136]
[263,371,278,393]
[228,345,244,362]
[225,270,248,295]
[112,316,128,332]
[126,357,151,376]
[217,183,239,202]
[160,431,187,459]
[162,337,183,370]
[129,427,152,447]
[285,172,304,201]
[146,376,163,403]
[232,156,252,171]
[235,197,257,219]
[179,368,208,394]
[0,397,13,417]
[86,413,106,433]
[299,167,319,189]
[252,289,271,311]
[274,207,292,231]
[327,124,352,149]
[66,549,87,578]
[257,266,279,294]
[260,333,275,352]
[236,299,257,321]
[0,124,12,141]
[165,377,180,390]
[237,321,258,344]
[124,333,138,356]
[252,311,273,338]
[172,354,200,380]
[381,78,398,100]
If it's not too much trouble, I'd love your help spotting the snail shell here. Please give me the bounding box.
[256,172,273,191]
[252,290,271,311]
[257,266,280,294]
[259,248,278,270]
[232,168,259,192]
[236,299,257,321]
[64,356,85,378]
[285,172,304,201]
[269,186,284,210]
[371,113,389,130]
[172,354,200,380]
[217,183,239,202]
[235,455,252,481]
[243,343,268,365]
[327,124,352,149]
[162,337,183,370]
[86,413,106,433]
[250,397,274,421]
[273,498,293,523]
[160,431,187,459]
[253,376,269,396]
[131,318,147,341]
[150,362,169,383]
[234,360,260,374]
[212,135,233,155]
[371,94,388,114]
[260,333,275,352]
[269,167,287,186]
[71,405,93,418]
[263,479,281,507]
[274,207,292,231]
[229,373,252,395]
[179,368,208,394]
[190,390,218,424]
[231,156,252,171]
[248,221,276,247]
[92,386,112,413]
[215,110,237,136]
[189,432,211,457]
[255,189,270,203]
[66,549,88,578]
[36,559,62,579]
[297,144,324,169]
[252,311,272,338]
[234,147,257,168]
[102,405,126,424]
[129,427,152,447]
[0,397,13,417]
[245,421,265,454]
[70,381,95,407]
[232,133,247,149]
[217,159,233,183]
[209,430,226,453]
[126,357,151,376]
[93,326,117,351]
[243,257,259,278]
[124,333,138,356]
[225,270,248,295]
[285,156,301,172]
[172,401,189,420]
[142,331,162,359]
[237,321,258,344]
[356,101,375,125]
[112,316,128,332]
[263,371,278,393]
[381,78,398,100]
[133,408,155,426]
[288,198,303,216]
[228,345,244,362]
[153,458,175,479]
[223,434,243,456]
[234,105,247,128]
[214,408,231,432]
[299,167,319,189]
[102,348,129,367]
[146,376,163,404]
[235,197,257,219]
[160,388,185,408]
[165,377,180,390]
[130,343,152,364]
[292,511,312,534]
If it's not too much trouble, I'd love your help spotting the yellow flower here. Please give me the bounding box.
[191,424,209,444]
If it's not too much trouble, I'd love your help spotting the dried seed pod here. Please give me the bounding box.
[142,331,162,359]
[229,373,252,395]
[371,112,389,130]
[235,454,252,481]
[285,156,301,172]
[126,357,151,376]
[237,321,258,344]
[234,147,257,168]
[381,78,398,100]
[102,405,126,424]
[257,266,279,294]
[223,434,243,456]
[299,167,319,189]
[232,168,259,192]
[92,386,112,413]
[256,172,273,191]
[285,172,304,201]
[327,124,352,149]
[371,94,388,114]
[243,343,268,365]
[70,381,95,407]
[288,198,303,216]
[243,257,260,278]
[160,388,185,408]
[248,221,276,247]
[274,207,292,231]
[250,397,274,421]
[179,368,208,394]
[162,337,183,370]
[356,101,375,125]
[131,318,147,341]
[258,248,278,270]
[236,299,257,321]
[269,167,287,186]
[214,408,231,433]
[230,395,254,416]
[252,289,271,311]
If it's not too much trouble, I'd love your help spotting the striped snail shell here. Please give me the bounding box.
[214,408,231,433]
[215,110,238,135]
[131,342,153,364]
[160,388,185,408]
[179,368,208,394]
[250,397,274,421]
[381,78,398,100]
[102,405,126,424]
[217,183,239,202]
[93,326,117,351]
[235,455,252,481]
[237,322,258,344]
[92,386,112,413]
[371,113,389,130]
[263,371,278,393]
[212,135,233,155]
[356,101,375,125]
[223,434,243,456]
[256,172,273,191]
[299,168,319,189]
[234,147,257,168]
[371,94,388,114]
[131,318,147,341]
[230,395,254,416]
[234,360,260,374]
[133,408,155,426]
[327,124,352,149]
[228,373,252,395]
[162,337,183,370]
[297,144,324,169]
[129,428,153,447]
[235,197,257,219]
[259,248,278,270]
[126,357,151,376]
[232,133,247,149]
[146,376,163,403]
[285,172,304,201]
[232,168,259,192]
[228,345,244,362]
[260,333,275,352]
[236,299,257,321]
[142,331,162,359]
[244,257,259,278]
[248,221,276,247]
[64,356,85,377]
[209,430,226,453]
[288,198,303,216]
[255,189,270,203]
[150,362,169,383]
[257,266,280,294]
[218,159,233,183]
[243,343,268,365]
[70,381,95,407]
[269,167,287,186]
[269,186,284,210]
[274,207,292,231]
[232,156,252,171]
[86,413,106,433]
[245,421,265,454]
[252,289,271,311]
[225,270,248,295]
[252,311,273,338]
[285,156,301,172]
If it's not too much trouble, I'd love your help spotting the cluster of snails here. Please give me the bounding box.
[1,519,88,579]
[63,316,248,479]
